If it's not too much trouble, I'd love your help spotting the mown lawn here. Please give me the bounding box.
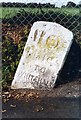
[0,7,80,19]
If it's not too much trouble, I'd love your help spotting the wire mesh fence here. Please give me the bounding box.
[2,1,81,43]
[1,1,81,43]
[1,1,81,88]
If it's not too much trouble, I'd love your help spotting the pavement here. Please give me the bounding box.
[2,97,81,118]
[2,79,81,119]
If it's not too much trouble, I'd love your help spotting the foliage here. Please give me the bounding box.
[1,2,81,8]
[2,34,27,89]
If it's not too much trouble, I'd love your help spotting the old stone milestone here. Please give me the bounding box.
[11,21,73,89]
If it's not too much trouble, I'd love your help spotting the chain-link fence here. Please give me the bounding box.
[1,1,81,42]
[1,1,81,88]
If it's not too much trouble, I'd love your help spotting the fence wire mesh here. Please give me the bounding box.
[1,1,81,43]
[1,1,81,88]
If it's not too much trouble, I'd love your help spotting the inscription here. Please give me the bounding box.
[35,65,46,74]
[34,29,38,41]
[18,65,54,89]
[38,31,45,46]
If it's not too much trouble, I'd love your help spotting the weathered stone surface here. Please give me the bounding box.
[11,21,73,90]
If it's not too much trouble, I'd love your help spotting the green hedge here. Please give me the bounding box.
[2,37,26,89]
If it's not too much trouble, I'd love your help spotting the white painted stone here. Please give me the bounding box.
[11,21,73,90]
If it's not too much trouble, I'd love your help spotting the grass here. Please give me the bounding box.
[0,7,80,19]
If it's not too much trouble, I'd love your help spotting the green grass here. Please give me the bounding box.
[0,7,80,19]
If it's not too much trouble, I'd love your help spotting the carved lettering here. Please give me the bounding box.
[35,65,46,74]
